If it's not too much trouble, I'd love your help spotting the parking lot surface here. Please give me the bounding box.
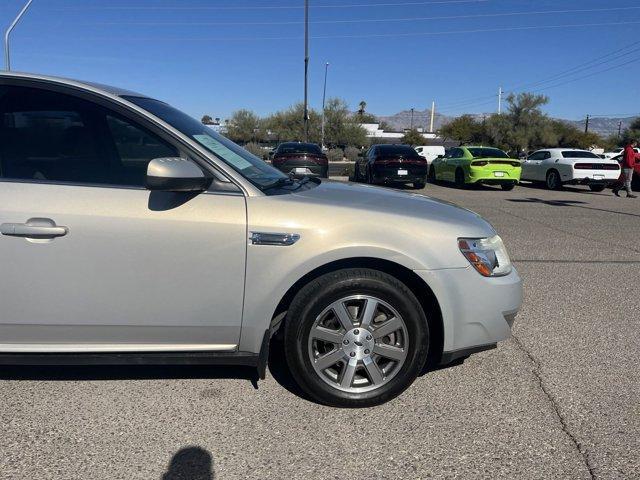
[1,181,638,480]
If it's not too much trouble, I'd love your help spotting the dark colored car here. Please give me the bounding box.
[354,144,427,189]
[271,142,328,178]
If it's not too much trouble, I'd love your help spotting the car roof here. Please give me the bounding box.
[0,71,151,99]
[537,148,591,152]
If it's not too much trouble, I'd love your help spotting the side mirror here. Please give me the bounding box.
[145,157,211,192]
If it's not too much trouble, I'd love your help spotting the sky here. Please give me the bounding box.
[1,0,639,123]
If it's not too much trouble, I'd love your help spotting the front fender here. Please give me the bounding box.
[238,245,428,353]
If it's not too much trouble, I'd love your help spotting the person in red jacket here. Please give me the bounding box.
[613,140,639,198]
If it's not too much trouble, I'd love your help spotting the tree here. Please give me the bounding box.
[201,115,213,125]
[226,109,262,144]
[548,120,602,149]
[265,103,322,144]
[358,100,367,116]
[621,117,640,145]
[323,98,368,147]
[357,112,378,124]
[401,129,426,146]
[439,115,486,144]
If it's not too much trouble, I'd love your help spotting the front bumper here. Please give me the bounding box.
[414,266,523,362]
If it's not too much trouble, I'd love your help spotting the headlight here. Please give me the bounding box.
[458,235,512,277]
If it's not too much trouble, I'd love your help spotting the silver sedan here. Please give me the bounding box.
[0,72,522,407]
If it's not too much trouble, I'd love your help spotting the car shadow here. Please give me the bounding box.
[0,362,260,388]
[506,197,640,218]
[162,446,215,480]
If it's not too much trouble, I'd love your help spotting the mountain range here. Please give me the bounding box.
[374,108,635,137]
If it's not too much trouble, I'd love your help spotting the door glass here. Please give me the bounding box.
[0,86,179,188]
[1,101,107,184]
[105,115,177,186]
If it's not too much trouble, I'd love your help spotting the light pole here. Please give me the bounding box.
[303,0,309,142]
[4,0,33,71]
[321,62,329,149]
[410,108,414,129]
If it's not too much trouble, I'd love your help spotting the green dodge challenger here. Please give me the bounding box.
[428,146,521,190]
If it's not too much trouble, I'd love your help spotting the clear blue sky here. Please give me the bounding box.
[2,0,639,122]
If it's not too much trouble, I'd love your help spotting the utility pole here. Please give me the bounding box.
[618,121,622,138]
[410,108,414,129]
[302,0,310,142]
[429,100,435,133]
[4,0,33,71]
[584,114,590,134]
[497,86,502,115]
[320,62,329,150]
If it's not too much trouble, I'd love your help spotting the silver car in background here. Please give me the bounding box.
[0,72,522,407]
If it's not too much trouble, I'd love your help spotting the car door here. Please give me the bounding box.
[0,84,246,351]
[444,148,462,181]
[522,151,543,180]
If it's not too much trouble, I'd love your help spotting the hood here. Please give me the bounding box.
[291,180,494,236]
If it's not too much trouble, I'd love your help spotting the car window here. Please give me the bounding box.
[467,147,509,159]
[105,115,177,186]
[276,143,322,155]
[528,151,543,160]
[124,96,286,189]
[561,150,600,159]
[376,145,421,157]
[0,86,178,187]
[450,148,463,158]
[0,88,108,184]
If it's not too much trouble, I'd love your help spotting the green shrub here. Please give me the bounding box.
[344,146,360,162]
[327,148,344,162]
[243,142,265,159]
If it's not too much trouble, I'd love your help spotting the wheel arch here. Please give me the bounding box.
[270,257,444,367]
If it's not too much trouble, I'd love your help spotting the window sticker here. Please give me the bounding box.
[193,134,253,170]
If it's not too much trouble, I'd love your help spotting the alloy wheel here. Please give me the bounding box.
[307,295,409,394]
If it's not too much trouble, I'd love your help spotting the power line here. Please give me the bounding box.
[51,20,640,42]
[437,38,640,112]
[47,0,490,11]
[85,6,640,26]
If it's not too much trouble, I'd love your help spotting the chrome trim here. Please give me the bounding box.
[0,343,238,353]
[250,232,300,246]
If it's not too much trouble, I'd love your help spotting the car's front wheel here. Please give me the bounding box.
[284,268,429,407]
[427,164,437,183]
[455,168,466,188]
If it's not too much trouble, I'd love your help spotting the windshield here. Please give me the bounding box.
[277,142,323,155]
[467,147,509,159]
[561,150,600,159]
[124,96,287,188]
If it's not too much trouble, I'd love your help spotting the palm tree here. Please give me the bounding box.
[358,100,367,116]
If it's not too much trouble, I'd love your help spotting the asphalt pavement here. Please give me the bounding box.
[1,180,638,480]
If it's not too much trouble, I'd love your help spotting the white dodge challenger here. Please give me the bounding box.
[521,148,621,191]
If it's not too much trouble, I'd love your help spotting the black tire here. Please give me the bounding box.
[545,169,562,190]
[366,166,373,184]
[284,268,430,408]
[589,184,606,192]
[501,182,516,191]
[352,163,361,182]
[454,168,466,189]
[427,165,437,183]
[413,180,426,189]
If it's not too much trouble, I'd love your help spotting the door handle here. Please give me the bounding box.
[1,218,68,239]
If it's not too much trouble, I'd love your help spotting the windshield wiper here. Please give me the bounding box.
[262,176,296,190]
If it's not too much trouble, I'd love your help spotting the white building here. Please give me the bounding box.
[360,123,438,140]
